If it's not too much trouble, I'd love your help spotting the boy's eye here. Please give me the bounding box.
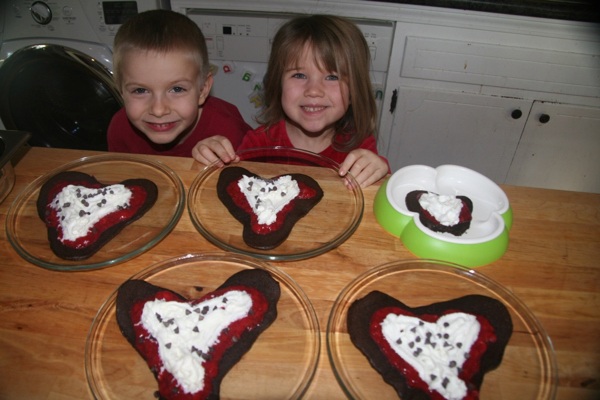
[131,87,148,94]
[171,86,186,93]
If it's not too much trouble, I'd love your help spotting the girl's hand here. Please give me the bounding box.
[339,149,389,188]
[192,135,239,166]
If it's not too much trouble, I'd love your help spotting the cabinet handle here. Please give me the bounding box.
[511,109,522,119]
[389,89,398,113]
[539,114,550,124]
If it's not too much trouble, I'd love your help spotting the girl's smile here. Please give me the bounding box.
[281,44,350,151]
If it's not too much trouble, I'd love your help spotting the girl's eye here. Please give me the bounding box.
[291,72,306,79]
[326,74,339,81]
[131,87,148,94]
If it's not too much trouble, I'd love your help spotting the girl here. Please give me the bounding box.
[196,14,389,188]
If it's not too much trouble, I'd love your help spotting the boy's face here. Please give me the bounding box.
[119,49,211,146]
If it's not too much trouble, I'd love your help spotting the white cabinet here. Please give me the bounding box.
[506,101,600,193]
[386,87,530,183]
[377,6,600,193]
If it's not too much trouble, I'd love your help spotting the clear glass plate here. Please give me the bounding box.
[327,259,557,400]
[188,147,364,261]
[5,154,184,271]
[85,252,320,399]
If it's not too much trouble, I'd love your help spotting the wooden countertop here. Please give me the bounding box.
[0,147,598,399]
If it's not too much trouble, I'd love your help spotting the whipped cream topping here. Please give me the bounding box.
[140,290,252,394]
[238,175,300,225]
[418,193,464,226]
[381,312,480,400]
[49,184,132,242]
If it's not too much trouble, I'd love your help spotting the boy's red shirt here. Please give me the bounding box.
[108,96,251,157]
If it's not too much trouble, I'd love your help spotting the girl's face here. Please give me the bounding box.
[120,49,211,146]
[281,44,350,139]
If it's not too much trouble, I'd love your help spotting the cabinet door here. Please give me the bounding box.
[385,87,530,183]
[506,101,600,193]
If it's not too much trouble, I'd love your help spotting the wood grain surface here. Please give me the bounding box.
[0,147,598,399]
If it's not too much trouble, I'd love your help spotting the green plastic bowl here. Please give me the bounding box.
[374,165,512,267]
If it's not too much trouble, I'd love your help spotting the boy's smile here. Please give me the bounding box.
[120,49,211,146]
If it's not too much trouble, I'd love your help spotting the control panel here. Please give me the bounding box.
[2,1,164,47]
[188,11,394,73]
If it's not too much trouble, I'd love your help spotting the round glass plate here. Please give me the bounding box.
[188,147,364,261]
[5,154,184,271]
[85,252,320,399]
[327,259,557,400]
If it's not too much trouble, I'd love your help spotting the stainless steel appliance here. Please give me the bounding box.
[0,0,169,150]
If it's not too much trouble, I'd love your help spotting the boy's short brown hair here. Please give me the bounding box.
[112,10,209,88]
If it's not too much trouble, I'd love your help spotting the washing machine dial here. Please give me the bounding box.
[30,1,53,25]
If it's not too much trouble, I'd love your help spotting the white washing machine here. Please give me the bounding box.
[0,0,169,150]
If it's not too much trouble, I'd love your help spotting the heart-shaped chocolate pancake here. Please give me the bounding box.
[406,190,473,236]
[348,291,512,400]
[217,166,323,250]
[116,268,280,400]
[36,171,158,260]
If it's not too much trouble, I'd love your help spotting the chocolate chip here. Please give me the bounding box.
[442,377,449,388]
[449,360,457,368]
[166,342,172,349]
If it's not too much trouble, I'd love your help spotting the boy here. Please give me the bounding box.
[108,10,250,160]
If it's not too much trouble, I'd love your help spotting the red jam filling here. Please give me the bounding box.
[226,178,319,235]
[370,306,496,400]
[130,285,269,400]
[43,179,149,249]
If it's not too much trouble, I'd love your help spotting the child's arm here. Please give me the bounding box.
[191,135,239,166]
[339,149,389,188]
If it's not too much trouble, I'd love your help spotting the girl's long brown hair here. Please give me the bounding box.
[258,15,378,152]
